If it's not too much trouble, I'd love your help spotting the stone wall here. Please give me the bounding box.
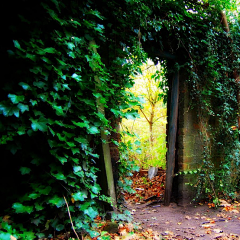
[176,72,204,205]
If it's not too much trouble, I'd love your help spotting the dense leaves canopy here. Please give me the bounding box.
[0,0,239,238]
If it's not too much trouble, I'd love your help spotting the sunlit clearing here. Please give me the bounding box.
[121,59,167,170]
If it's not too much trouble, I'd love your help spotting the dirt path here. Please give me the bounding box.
[128,202,240,239]
[124,170,240,239]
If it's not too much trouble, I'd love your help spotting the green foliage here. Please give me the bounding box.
[0,0,145,237]
[122,126,167,169]
[181,2,240,200]
[121,60,167,170]
[1,0,240,238]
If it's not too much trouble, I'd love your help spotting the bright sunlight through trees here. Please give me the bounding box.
[122,60,167,169]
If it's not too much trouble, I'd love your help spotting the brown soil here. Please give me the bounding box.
[128,202,240,240]
[124,170,240,240]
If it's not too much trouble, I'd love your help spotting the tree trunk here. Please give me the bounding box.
[149,104,155,147]
[89,40,117,210]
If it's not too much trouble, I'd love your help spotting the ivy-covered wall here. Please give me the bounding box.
[0,0,143,238]
[0,0,239,238]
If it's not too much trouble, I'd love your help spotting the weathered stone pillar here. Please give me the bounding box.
[177,71,204,205]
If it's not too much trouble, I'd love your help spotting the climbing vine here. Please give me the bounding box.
[0,0,239,238]
[0,0,144,238]
[185,3,240,201]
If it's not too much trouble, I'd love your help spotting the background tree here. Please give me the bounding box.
[122,60,167,169]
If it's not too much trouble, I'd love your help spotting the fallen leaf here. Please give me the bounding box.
[164,231,174,236]
[213,228,223,233]
[185,215,191,220]
[230,209,239,214]
[205,230,212,234]
[202,223,215,228]
[208,203,215,208]
[219,199,231,207]
[202,224,211,229]
[119,228,128,236]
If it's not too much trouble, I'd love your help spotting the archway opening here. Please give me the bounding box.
[121,58,169,203]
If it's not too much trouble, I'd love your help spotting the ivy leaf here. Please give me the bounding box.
[18,103,29,113]
[44,47,57,54]
[68,51,76,58]
[17,126,26,135]
[1,221,11,232]
[41,57,52,64]
[56,224,64,231]
[72,73,82,82]
[84,207,98,219]
[0,103,20,117]
[52,172,66,180]
[56,133,66,141]
[88,10,104,20]
[62,84,71,90]
[72,190,88,201]
[26,53,37,61]
[30,99,38,106]
[33,81,46,89]
[73,166,82,172]
[31,216,44,226]
[79,200,94,211]
[35,203,44,211]
[0,232,11,240]
[73,166,84,177]
[13,40,21,49]
[71,148,80,155]
[22,232,35,239]
[134,140,141,146]
[19,82,31,90]
[31,116,48,132]
[28,193,40,199]
[8,94,25,104]
[88,126,100,134]
[58,156,67,164]
[52,105,64,116]
[71,158,79,164]
[91,184,101,194]
[19,167,31,175]
[48,196,65,208]
[72,121,89,128]
[38,186,51,195]
[66,141,76,147]
[12,202,34,214]
[48,126,55,136]
[124,111,139,120]
[74,136,88,144]
[67,42,75,50]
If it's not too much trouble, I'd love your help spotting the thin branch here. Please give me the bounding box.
[139,108,150,124]
[142,65,155,71]
[63,196,81,240]
[153,115,167,124]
